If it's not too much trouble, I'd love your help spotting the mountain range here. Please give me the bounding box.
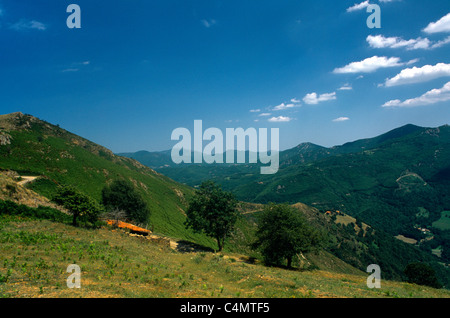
[121,123,450,282]
[120,124,450,229]
[1,112,450,290]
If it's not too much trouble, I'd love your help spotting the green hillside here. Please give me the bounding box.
[0,112,210,245]
[1,199,449,299]
[2,112,450,296]
[2,214,449,298]
[237,125,450,258]
[121,124,450,238]
[122,123,450,287]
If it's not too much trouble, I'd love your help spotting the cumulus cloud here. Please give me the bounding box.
[423,13,450,34]
[268,116,293,123]
[346,1,371,13]
[333,117,350,122]
[384,63,450,87]
[303,92,336,105]
[272,98,301,111]
[431,36,450,49]
[367,35,430,50]
[367,34,450,50]
[333,56,403,74]
[272,103,293,111]
[346,0,398,12]
[382,81,450,107]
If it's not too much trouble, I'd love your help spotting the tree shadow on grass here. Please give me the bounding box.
[175,240,215,253]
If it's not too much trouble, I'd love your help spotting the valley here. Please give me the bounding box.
[1,112,450,298]
[122,123,450,287]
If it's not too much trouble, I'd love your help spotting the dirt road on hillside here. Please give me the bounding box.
[17,176,38,186]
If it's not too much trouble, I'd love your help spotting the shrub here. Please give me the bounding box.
[404,262,442,289]
[53,186,102,227]
[101,180,150,224]
[0,200,71,223]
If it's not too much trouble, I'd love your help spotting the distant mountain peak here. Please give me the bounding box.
[294,142,325,150]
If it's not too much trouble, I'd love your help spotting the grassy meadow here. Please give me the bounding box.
[1,214,449,299]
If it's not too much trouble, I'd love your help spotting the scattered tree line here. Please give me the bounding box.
[184,180,326,268]
[15,176,447,288]
[51,179,151,228]
[50,177,327,269]
[183,181,447,289]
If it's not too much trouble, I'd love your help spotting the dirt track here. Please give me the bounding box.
[17,176,38,186]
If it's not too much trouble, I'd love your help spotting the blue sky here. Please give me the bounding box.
[1,0,450,152]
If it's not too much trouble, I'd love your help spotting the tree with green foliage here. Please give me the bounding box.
[252,203,325,268]
[101,180,150,224]
[442,244,450,264]
[184,181,238,252]
[404,262,442,289]
[53,186,102,227]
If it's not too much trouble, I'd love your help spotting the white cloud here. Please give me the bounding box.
[268,116,293,123]
[10,19,47,31]
[346,0,398,13]
[431,36,450,49]
[367,34,450,50]
[273,103,293,111]
[303,92,336,105]
[382,81,450,107]
[367,35,431,50]
[272,99,301,111]
[384,63,450,87]
[332,117,350,122]
[62,61,91,73]
[407,58,420,65]
[259,113,272,117]
[201,19,217,28]
[338,84,353,91]
[423,13,450,34]
[268,98,301,111]
[347,1,370,13]
[249,109,261,113]
[333,56,403,74]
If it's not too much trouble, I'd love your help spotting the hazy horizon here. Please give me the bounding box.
[1,1,450,153]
